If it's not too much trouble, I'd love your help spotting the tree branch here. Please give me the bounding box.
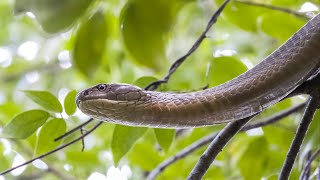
[146,102,306,180]
[279,93,320,179]
[302,150,312,180]
[0,122,103,176]
[144,0,231,91]
[154,71,320,179]
[235,0,308,19]
[242,102,306,131]
[12,140,76,180]
[149,47,320,180]
[54,118,94,141]
[300,148,320,180]
[3,0,320,177]
[1,0,232,176]
[187,116,253,180]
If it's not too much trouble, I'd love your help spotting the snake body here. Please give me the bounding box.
[76,14,320,128]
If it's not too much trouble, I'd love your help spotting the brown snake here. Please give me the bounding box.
[76,14,320,128]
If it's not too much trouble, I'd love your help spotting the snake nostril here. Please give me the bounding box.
[83,90,89,96]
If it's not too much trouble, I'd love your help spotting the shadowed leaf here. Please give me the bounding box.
[120,0,180,70]
[14,0,93,33]
[154,128,175,152]
[73,10,108,77]
[111,125,147,165]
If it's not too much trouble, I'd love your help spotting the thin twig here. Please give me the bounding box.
[300,148,320,180]
[0,122,103,175]
[80,127,86,152]
[235,0,308,19]
[144,0,231,91]
[3,0,320,177]
[1,0,232,176]
[279,94,319,179]
[150,61,320,177]
[242,103,306,131]
[54,118,94,141]
[146,102,306,180]
[147,133,215,180]
[187,116,253,180]
[13,140,76,180]
[303,150,312,180]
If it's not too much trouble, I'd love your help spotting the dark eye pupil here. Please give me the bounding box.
[98,85,106,91]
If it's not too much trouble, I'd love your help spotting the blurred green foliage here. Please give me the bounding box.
[0,0,319,179]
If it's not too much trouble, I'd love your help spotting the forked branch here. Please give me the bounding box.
[146,102,306,180]
[279,93,319,179]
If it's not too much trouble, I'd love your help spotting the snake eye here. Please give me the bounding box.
[97,84,107,91]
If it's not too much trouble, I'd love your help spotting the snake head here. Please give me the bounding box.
[76,83,149,125]
[76,83,147,107]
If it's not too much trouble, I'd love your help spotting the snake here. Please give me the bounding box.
[76,13,320,129]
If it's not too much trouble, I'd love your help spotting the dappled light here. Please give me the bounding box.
[0,0,319,179]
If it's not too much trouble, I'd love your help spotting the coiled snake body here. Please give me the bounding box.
[76,14,320,128]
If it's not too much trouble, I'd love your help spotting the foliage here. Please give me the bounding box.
[0,0,319,179]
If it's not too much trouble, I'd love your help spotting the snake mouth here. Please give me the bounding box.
[76,88,124,109]
[76,88,100,108]
[76,99,83,108]
[75,89,87,108]
[76,85,111,108]
[76,92,82,107]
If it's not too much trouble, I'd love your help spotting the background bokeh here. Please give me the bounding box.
[0,0,319,179]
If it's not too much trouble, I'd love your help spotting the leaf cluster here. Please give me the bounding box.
[0,0,319,179]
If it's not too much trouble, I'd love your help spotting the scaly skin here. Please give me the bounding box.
[76,14,320,128]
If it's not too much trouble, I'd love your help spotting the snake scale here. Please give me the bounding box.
[76,14,320,128]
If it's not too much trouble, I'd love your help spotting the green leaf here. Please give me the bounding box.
[73,10,108,77]
[111,125,147,165]
[66,151,99,166]
[264,122,294,151]
[154,128,175,152]
[24,90,62,113]
[35,118,66,155]
[208,56,248,86]
[260,12,306,42]
[128,141,163,170]
[2,110,49,139]
[215,0,266,32]
[14,0,93,33]
[0,102,22,124]
[64,90,77,116]
[120,0,180,70]
[238,137,268,179]
[133,76,158,88]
